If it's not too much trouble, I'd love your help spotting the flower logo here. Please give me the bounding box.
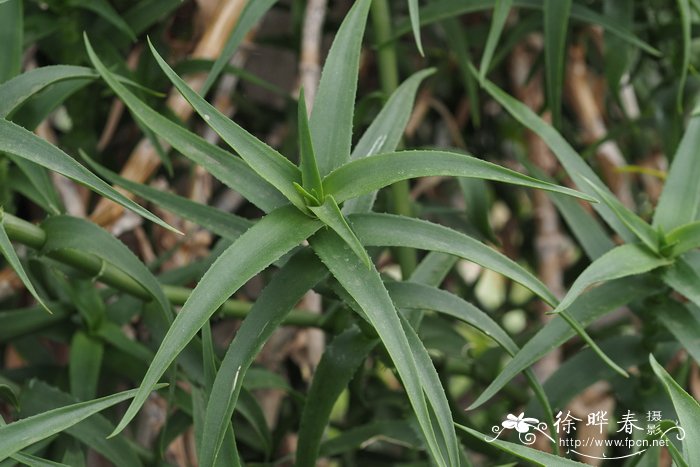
[502,413,539,433]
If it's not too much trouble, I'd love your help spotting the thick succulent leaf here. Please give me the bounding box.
[324,150,596,204]
[111,206,321,437]
[344,68,435,214]
[41,215,171,321]
[309,0,371,176]
[480,77,637,242]
[200,0,278,95]
[0,119,177,233]
[394,0,660,56]
[84,156,252,239]
[0,384,161,462]
[0,209,53,314]
[0,66,96,118]
[296,327,378,466]
[552,244,671,314]
[349,213,557,306]
[199,249,327,466]
[297,88,324,198]
[543,0,571,127]
[84,37,287,213]
[649,354,700,463]
[654,116,700,231]
[457,425,586,466]
[310,196,371,268]
[0,0,21,84]
[143,39,306,211]
[310,229,459,467]
[479,0,512,81]
[468,276,663,410]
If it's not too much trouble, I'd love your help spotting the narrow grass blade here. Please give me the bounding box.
[41,215,171,321]
[9,452,69,467]
[143,38,305,211]
[311,229,460,467]
[349,213,558,306]
[468,276,663,410]
[479,0,512,81]
[653,116,700,231]
[320,421,421,457]
[408,0,424,55]
[310,196,371,268]
[0,384,162,462]
[18,381,147,467]
[543,0,571,127]
[0,209,53,314]
[68,0,136,41]
[552,244,671,314]
[310,0,371,176]
[479,77,636,241]
[0,0,21,84]
[677,0,691,112]
[200,0,278,96]
[83,155,252,240]
[84,41,286,212]
[583,178,659,252]
[296,327,378,466]
[345,68,435,214]
[457,425,586,465]
[111,207,321,438]
[0,119,178,234]
[199,249,327,466]
[649,354,700,463]
[324,150,596,204]
[298,88,324,198]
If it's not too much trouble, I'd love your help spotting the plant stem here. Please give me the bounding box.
[371,0,417,278]
[1,213,325,328]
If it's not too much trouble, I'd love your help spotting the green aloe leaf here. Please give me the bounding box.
[649,354,700,463]
[297,88,324,199]
[583,178,659,252]
[17,381,146,467]
[199,249,327,466]
[479,0,513,81]
[296,327,378,467]
[344,68,435,214]
[0,208,53,314]
[141,39,306,211]
[40,215,171,321]
[654,116,700,231]
[84,42,286,213]
[349,213,557,306]
[0,384,163,462]
[310,229,459,467]
[543,0,571,127]
[111,206,321,438]
[552,244,671,314]
[468,275,664,410]
[457,425,586,466]
[408,0,424,55]
[309,0,371,176]
[394,0,660,56]
[200,0,279,96]
[0,119,178,234]
[310,195,371,268]
[83,155,252,240]
[479,76,636,241]
[0,0,21,84]
[324,150,596,204]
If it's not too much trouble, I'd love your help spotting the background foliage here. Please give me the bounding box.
[1,0,700,465]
